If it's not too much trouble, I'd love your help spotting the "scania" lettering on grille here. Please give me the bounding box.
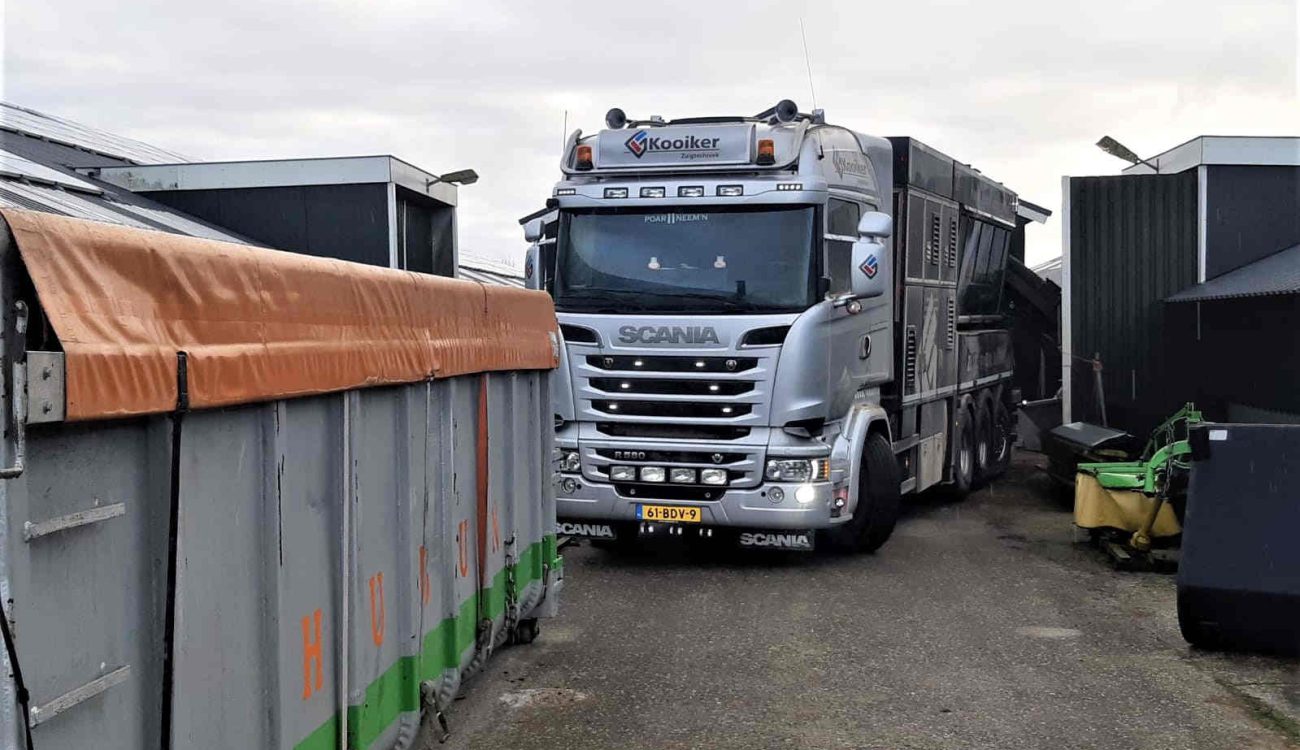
[617,325,720,345]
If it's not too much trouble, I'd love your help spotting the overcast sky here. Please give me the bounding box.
[3,0,1297,269]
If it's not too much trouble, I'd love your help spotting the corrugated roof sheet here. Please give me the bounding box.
[1166,243,1300,302]
[0,148,103,193]
[0,102,188,165]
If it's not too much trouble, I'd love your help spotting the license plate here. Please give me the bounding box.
[636,504,702,523]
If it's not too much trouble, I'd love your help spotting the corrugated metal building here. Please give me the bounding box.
[1063,136,1300,431]
[0,102,523,287]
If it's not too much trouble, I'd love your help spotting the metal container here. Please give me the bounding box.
[0,211,561,749]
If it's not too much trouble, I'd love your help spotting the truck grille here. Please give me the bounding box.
[585,354,758,374]
[576,351,773,440]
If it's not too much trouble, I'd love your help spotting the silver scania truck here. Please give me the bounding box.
[523,100,1024,553]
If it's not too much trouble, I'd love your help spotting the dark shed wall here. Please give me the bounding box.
[145,183,391,267]
[1204,165,1300,279]
[1068,173,1198,433]
[1165,295,1300,421]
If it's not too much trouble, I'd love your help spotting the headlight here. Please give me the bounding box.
[700,468,728,486]
[560,450,581,473]
[640,466,666,483]
[764,458,830,483]
[669,468,697,484]
[610,465,636,481]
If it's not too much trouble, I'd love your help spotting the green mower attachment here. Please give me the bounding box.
[1076,403,1202,553]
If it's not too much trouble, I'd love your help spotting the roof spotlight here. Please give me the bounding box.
[605,108,628,130]
[774,99,799,123]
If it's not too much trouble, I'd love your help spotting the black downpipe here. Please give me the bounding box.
[159,352,188,750]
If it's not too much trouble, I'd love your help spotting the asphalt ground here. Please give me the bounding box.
[427,452,1300,750]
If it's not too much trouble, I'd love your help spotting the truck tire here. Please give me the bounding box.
[824,432,900,554]
[950,406,976,497]
[974,400,994,483]
[986,401,1013,479]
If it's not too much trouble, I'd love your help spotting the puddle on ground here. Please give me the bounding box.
[499,687,590,709]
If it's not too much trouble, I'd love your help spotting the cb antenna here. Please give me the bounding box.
[799,18,818,110]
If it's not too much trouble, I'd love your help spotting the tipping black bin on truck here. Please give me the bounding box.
[1178,423,1300,655]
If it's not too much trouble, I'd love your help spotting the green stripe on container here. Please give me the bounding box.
[293,535,559,750]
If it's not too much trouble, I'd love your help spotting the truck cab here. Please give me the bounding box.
[524,101,1022,553]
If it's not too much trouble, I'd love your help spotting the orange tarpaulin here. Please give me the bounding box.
[1,209,558,421]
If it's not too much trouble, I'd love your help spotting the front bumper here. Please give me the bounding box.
[555,472,846,530]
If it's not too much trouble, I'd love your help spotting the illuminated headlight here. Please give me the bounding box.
[716,185,743,197]
[700,468,728,486]
[604,187,628,199]
[669,468,697,484]
[678,186,705,198]
[795,484,816,504]
[640,466,666,483]
[610,465,636,481]
[764,458,830,483]
[640,186,666,198]
[560,450,581,473]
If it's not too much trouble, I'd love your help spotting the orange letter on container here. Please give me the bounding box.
[369,572,386,646]
[457,520,470,578]
[301,608,323,700]
[419,545,431,605]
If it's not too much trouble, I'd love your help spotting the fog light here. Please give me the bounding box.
[610,465,636,481]
[795,484,816,504]
[768,486,785,503]
[700,469,727,485]
[561,477,580,495]
[670,468,697,484]
[640,466,666,483]
[560,450,581,473]
[833,486,848,509]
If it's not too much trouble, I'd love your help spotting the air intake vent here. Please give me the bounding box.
[740,325,790,347]
[560,324,599,344]
[928,214,941,266]
[946,298,956,350]
[947,218,958,268]
[904,326,918,391]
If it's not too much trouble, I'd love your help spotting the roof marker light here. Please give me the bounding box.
[640,186,666,198]
[604,187,628,198]
[678,186,704,198]
[575,145,594,171]
[717,185,743,197]
[756,139,776,165]
[555,187,576,196]
[776,183,803,191]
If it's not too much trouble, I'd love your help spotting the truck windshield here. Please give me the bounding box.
[555,206,816,314]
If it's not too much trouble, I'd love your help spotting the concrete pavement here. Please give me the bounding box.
[429,454,1300,749]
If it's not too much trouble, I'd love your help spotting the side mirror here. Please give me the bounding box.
[524,244,541,290]
[857,211,892,239]
[523,218,545,243]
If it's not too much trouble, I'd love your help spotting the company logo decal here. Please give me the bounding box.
[623,130,721,159]
[861,254,879,279]
[557,522,617,539]
[738,531,814,550]
[617,325,721,345]
[624,130,649,158]
[524,253,534,280]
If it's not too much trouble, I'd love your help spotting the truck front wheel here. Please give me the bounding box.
[824,433,900,554]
